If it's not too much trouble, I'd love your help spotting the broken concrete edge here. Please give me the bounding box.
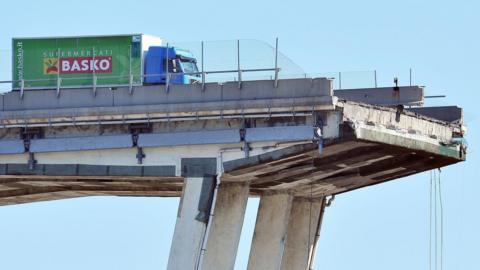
[340,101,465,146]
[353,125,465,160]
[0,164,177,177]
[337,100,464,128]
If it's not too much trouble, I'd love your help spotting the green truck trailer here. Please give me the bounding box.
[12,34,162,89]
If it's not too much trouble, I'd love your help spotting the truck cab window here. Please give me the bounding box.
[180,60,199,75]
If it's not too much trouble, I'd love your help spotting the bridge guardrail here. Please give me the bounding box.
[0,39,415,97]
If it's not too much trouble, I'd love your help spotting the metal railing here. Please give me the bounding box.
[0,69,281,99]
[0,39,416,98]
[0,39,285,99]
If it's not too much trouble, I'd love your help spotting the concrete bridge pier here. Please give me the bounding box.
[246,193,326,270]
[200,182,250,270]
[247,193,294,270]
[167,157,250,270]
[281,197,326,270]
[167,177,208,270]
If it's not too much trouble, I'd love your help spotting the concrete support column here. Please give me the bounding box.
[281,197,325,270]
[247,192,293,270]
[167,177,208,270]
[201,182,250,270]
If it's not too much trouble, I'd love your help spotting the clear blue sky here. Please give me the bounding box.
[0,0,478,269]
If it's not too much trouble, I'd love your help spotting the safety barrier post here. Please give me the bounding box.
[339,72,342,90]
[56,77,62,98]
[410,68,412,86]
[20,79,24,100]
[129,74,134,95]
[57,48,61,98]
[201,41,205,91]
[237,40,242,89]
[274,37,279,88]
[92,76,97,97]
[92,47,97,97]
[165,43,170,93]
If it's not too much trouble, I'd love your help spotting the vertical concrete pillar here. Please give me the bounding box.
[281,197,325,270]
[201,182,250,270]
[247,192,293,270]
[167,177,207,270]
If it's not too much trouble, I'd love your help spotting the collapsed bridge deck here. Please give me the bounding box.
[0,78,466,206]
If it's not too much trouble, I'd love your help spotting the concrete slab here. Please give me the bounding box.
[0,139,24,154]
[4,88,113,111]
[334,86,424,106]
[222,78,331,101]
[245,125,314,143]
[408,106,463,123]
[138,129,241,148]
[30,135,133,153]
[44,164,78,176]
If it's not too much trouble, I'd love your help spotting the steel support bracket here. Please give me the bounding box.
[28,152,37,170]
[136,147,145,164]
[130,123,152,164]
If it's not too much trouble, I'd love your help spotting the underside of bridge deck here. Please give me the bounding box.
[222,139,462,198]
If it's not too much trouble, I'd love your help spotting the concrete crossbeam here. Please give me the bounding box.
[201,182,250,270]
[408,106,463,123]
[167,177,207,270]
[281,197,325,270]
[247,193,293,270]
[334,86,424,106]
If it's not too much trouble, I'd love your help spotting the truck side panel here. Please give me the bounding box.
[12,34,157,90]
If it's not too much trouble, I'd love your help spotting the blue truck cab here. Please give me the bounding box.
[144,46,200,85]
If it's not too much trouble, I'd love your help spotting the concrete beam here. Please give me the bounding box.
[167,177,208,270]
[408,106,463,123]
[0,96,336,128]
[341,101,457,143]
[247,193,293,270]
[334,86,424,106]
[2,78,332,112]
[281,197,325,270]
[201,182,250,270]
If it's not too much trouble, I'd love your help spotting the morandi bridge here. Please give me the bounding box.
[0,78,466,269]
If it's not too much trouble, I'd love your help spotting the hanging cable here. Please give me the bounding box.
[438,169,443,270]
[434,169,438,270]
[429,169,445,270]
[429,171,433,270]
